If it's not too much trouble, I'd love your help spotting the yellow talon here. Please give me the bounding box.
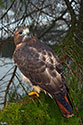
[28,91,39,97]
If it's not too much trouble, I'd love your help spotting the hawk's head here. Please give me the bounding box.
[14,26,31,45]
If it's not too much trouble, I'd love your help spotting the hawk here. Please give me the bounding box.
[13,26,74,118]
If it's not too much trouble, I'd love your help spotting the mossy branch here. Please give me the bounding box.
[0,92,82,125]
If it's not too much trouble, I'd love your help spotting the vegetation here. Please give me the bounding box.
[0,92,82,125]
[0,0,83,124]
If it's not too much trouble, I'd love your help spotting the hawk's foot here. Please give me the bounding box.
[28,91,39,97]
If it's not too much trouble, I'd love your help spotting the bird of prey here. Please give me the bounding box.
[13,26,74,118]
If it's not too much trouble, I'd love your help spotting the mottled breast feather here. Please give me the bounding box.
[13,40,67,98]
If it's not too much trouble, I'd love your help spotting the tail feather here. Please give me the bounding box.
[64,95,70,104]
[55,95,74,118]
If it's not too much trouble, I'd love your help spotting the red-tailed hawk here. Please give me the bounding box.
[13,26,74,118]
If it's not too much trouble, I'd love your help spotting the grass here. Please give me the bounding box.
[0,92,82,125]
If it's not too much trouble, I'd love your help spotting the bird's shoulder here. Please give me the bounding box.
[13,40,61,68]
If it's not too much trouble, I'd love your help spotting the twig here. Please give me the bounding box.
[15,74,28,95]
[39,9,67,39]
[0,0,16,20]
[64,62,83,85]
[4,66,17,106]
[0,66,15,81]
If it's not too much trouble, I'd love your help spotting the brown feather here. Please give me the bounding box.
[13,26,74,117]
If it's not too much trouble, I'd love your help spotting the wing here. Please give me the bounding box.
[13,41,67,98]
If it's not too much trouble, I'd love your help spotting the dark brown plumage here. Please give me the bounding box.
[13,26,74,118]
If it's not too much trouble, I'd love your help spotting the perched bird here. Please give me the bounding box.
[13,26,74,118]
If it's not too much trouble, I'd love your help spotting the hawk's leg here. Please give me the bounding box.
[28,86,41,97]
[21,73,40,97]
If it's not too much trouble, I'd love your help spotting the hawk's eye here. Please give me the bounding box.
[19,31,23,34]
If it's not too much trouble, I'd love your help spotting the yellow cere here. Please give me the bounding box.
[24,29,29,34]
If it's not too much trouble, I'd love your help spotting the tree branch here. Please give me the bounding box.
[64,0,76,27]
[39,9,67,38]
[0,0,16,20]
[4,66,17,106]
